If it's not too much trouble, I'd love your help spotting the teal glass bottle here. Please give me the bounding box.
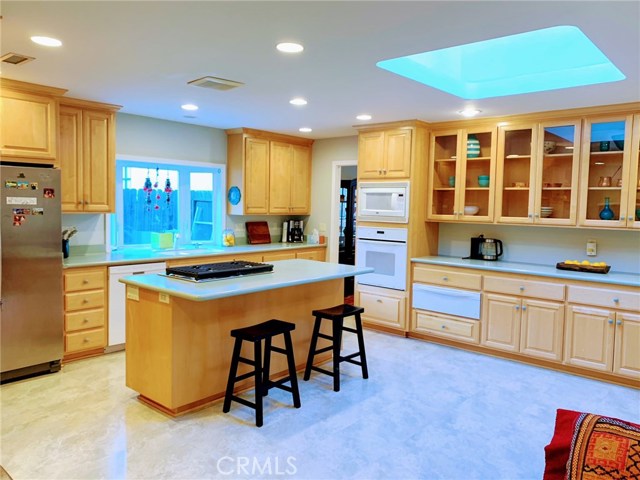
[599,197,615,220]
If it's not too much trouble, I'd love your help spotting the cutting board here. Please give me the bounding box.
[246,221,271,244]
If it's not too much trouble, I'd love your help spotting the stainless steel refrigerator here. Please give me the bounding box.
[1,164,63,382]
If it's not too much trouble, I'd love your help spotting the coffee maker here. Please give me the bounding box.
[467,234,504,261]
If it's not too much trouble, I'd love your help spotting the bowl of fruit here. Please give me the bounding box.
[556,259,610,274]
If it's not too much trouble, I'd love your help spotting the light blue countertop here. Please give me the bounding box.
[411,256,640,288]
[119,259,373,302]
[63,242,326,268]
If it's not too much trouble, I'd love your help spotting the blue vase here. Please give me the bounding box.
[599,197,615,220]
[467,134,480,158]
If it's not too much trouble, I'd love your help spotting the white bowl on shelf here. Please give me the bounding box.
[464,205,480,215]
[540,206,554,218]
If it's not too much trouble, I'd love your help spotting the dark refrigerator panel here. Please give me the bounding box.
[1,164,63,382]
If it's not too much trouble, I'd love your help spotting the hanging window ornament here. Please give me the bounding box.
[164,177,173,204]
[143,171,153,210]
[153,167,160,189]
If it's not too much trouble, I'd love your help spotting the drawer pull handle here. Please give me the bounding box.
[82,279,89,284]
[519,286,525,291]
[608,318,614,324]
[376,299,383,303]
[83,338,90,343]
[613,298,619,303]
[617,320,622,326]
[82,299,89,304]
[442,277,449,281]
[83,318,89,323]
[522,305,527,311]
[441,325,446,329]
[515,305,520,311]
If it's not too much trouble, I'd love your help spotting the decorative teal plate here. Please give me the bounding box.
[227,186,241,205]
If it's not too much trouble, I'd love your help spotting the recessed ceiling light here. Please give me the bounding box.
[299,127,312,133]
[277,42,304,54]
[458,108,481,118]
[377,26,625,99]
[181,104,199,111]
[356,114,372,121]
[30,36,62,47]
[290,97,307,106]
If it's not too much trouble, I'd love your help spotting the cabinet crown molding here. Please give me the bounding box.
[60,97,122,111]
[0,77,67,97]
[225,127,314,147]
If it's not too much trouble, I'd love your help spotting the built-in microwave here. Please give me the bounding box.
[357,181,409,223]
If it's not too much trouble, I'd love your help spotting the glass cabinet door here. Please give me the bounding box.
[579,116,634,227]
[496,124,537,223]
[428,128,495,221]
[624,114,640,229]
[533,121,581,225]
[428,130,460,219]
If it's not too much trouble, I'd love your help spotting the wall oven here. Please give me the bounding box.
[357,181,409,223]
[355,226,408,291]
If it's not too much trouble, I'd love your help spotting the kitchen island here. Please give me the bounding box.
[120,259,373,416]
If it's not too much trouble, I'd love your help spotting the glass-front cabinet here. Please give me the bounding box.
[626,114,640,229]
[578,115,636,228]
[496,120,581,225]
[428,127,496,222]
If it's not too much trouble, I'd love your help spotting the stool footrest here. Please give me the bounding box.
[313,345,333,355]
[342,326,358,334]
[233,370,256,382]
[317,333,333,341]
[269,346,288,355]
[310,365,334,377]
[342,352,361,362]
[230,396,256,409]
[238,357,255,366]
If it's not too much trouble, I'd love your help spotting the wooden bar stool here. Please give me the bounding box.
[303,304,368,392]
[223,319,301,427]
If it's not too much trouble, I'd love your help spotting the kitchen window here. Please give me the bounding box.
[110,157,225,249]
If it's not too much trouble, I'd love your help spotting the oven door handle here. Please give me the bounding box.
[356,238,407,245]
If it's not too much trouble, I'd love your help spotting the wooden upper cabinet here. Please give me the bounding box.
[0,78,67,162]
[226,128,313,215]
[244,137,270,214]
[58,99,119,213]
[359,128,411,179]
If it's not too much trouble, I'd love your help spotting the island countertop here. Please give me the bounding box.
[119,259,373,301]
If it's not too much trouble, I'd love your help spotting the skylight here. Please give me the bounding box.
[376,26,625,99]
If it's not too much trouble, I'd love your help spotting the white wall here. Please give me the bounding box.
[438,223,640,274]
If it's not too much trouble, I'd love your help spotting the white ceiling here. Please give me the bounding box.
[2,1,639,139]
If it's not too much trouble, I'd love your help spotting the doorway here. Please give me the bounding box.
[329,162,357,302]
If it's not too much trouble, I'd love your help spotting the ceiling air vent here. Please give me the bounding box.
[188,76,244,91]
[1,52,35,66]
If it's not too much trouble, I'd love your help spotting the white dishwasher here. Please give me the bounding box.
[108,262,166,349]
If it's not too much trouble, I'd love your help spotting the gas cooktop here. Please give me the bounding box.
[165,260,274,282]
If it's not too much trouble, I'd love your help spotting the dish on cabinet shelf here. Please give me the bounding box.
[512,182,527,188]
[463,205,479,215]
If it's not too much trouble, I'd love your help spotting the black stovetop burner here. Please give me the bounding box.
[165,260,274,282]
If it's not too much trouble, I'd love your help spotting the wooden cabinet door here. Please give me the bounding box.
[296,249,325,261]
[384,129,412,178]
[428,129,460,220]
[289,144,311,214]
[613,312,640,379]
[262,251,296,261]
[481,294,520,352]
[244,137,269,214]
[59,105,83,212]
[564,305,615,372]
[358,131,385,178]
[624,113,640,229]
[0,89,57,161]
[82,109,115,212]
[269,141,292,214]
[520,299,564,361]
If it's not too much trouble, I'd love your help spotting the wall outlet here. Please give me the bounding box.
[586,240,597,256]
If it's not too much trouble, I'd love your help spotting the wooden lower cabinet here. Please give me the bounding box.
[481,294,564,361]
[63,266,107,361]
[295,248,326,261]
[564,306,640,379]
[356,284,406,333]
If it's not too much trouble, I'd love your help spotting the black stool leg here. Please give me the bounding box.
[332,317,344,392]
[262,336,272,397]
[223,337,243,413]
[303,316,322,381]
[283,331,301,408]
[354,313,369,379]
[254,340,263,427]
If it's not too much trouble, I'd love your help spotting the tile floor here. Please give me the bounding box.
[1,330,638,480]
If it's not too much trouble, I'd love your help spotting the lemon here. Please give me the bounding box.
[581,260,591,265]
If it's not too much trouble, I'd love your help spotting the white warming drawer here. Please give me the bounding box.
[412,284,481,320]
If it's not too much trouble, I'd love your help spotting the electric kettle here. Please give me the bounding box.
[468,235,504,261]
